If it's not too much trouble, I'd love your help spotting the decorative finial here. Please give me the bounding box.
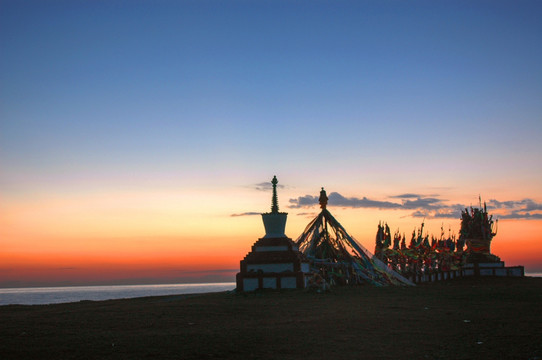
[319,187,328,209]
[271,176,279,213]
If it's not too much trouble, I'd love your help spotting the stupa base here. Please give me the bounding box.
[236,270,309,292]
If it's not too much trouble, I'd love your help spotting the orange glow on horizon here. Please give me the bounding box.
[2,190,541,286]
[0,233,254,286]
[490,220,542,270]
[0,250,244,286]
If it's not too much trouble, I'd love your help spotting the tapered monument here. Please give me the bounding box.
[236,176,310,291]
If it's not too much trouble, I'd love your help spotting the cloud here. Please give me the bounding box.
[288,195,319,208]
[329,192,403,209]
[288,192,402,209]
[288,192,542,220]
[289,192,427,210]
[253,181,285,191]
[401,197,446,210]
[389,193,423,199]
[498,212,542,219]
[230,212,260,217]
[411,207,463,219]
[486,199,542,219]
[488,199,542,212]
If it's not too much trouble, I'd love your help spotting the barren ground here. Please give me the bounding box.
[1,277,541,359]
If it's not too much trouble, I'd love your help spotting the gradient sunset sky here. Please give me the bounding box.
[1,0,541,287]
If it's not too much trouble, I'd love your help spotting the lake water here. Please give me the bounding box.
[2,274,540,306]
[0,282,236,306]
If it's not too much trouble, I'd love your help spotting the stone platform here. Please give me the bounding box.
[236,236,310,291]
[462,262,524,277]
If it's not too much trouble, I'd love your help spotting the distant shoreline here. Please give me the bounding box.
[0,281,236,290]
[2,271,541,290]
[2,274,542,305]
[0,282,235,306]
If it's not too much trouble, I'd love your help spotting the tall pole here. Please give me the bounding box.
[319,187,329,238]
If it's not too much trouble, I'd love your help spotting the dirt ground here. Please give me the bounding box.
[1,276,541,360]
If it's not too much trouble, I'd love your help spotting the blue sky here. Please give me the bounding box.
[3,1,541,181]
[2,0,541,204]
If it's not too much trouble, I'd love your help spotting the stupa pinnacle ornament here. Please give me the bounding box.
[262,176,287,238]
[319,187,328,209]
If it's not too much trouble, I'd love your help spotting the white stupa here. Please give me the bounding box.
[236,176,310,292]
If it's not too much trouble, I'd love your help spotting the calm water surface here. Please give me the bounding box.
[0,283,236,305]
[2,274,540,306]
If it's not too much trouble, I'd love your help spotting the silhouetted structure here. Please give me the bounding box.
[460,200,500,263]
[236,176,310,291]
[375,221,463,282]
[295,188,413,287]
[374,198,524,282]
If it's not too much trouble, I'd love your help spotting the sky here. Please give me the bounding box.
[1,0,541,287]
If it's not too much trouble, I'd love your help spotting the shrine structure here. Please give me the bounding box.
[236,176,310,292]
[373,199,524,282]
[295,188,413,287]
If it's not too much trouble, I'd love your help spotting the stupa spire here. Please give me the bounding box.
[271,175,279,213]
[261,175,287,238]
